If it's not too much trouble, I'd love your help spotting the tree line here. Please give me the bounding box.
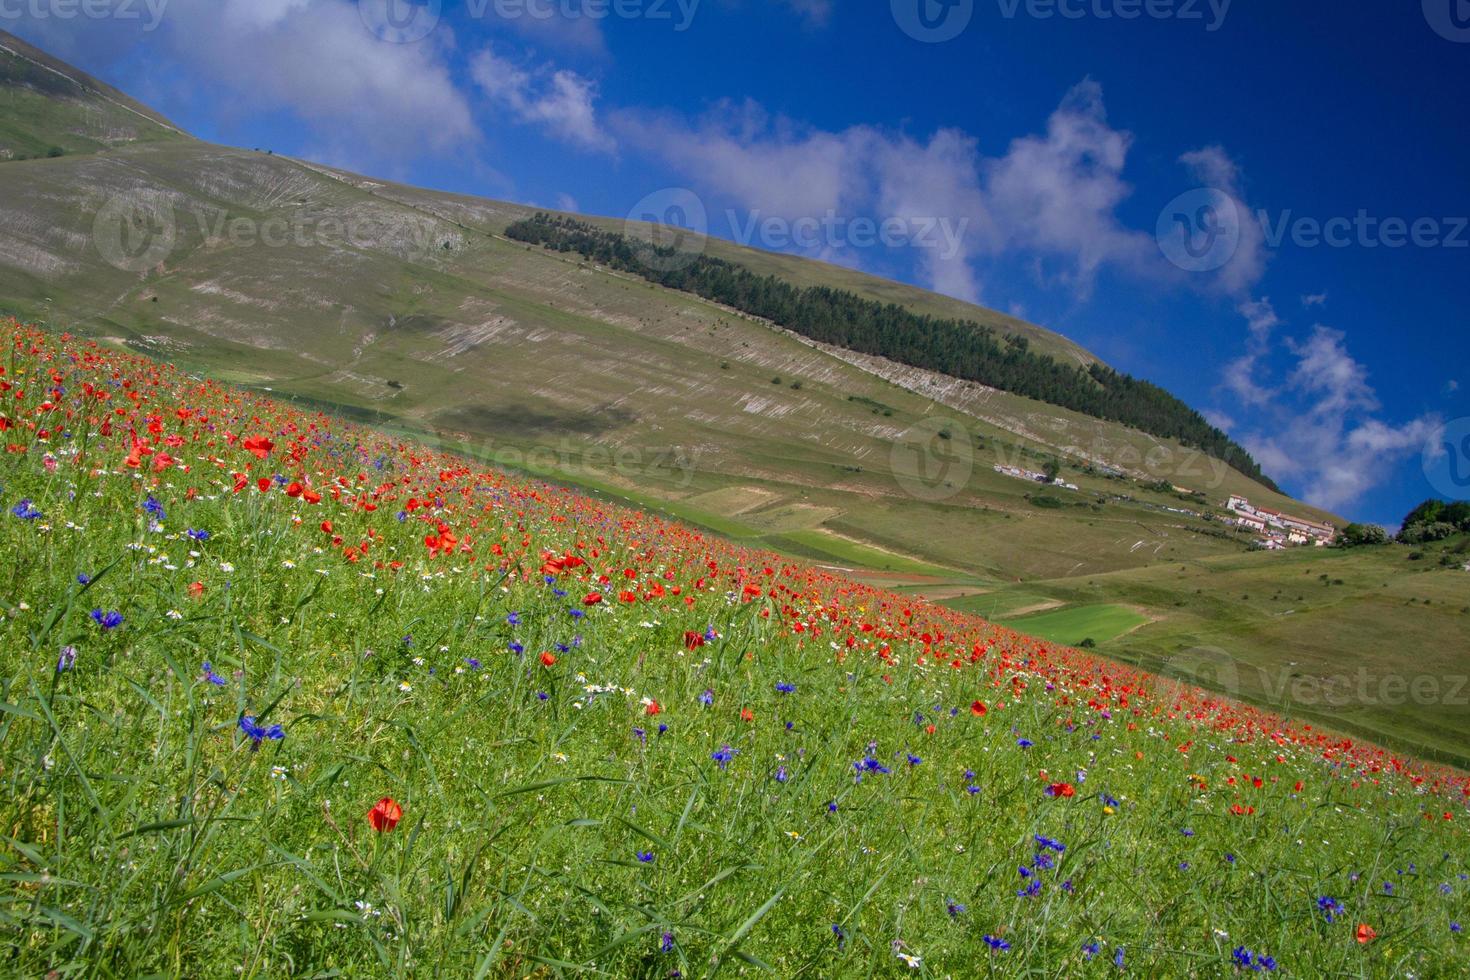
[505,213,1278,490]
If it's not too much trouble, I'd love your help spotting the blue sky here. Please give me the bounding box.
[11,0,1469,525]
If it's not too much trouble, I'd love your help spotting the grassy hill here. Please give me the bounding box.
[0,30,183,159]
[0,326,1465,976]
[8,31,1468,765]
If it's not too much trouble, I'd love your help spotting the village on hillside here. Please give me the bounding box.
[1225,495,1338,549]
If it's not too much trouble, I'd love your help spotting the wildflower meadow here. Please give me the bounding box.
[0,323,1466,976]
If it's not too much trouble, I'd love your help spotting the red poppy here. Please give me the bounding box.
[645,700,662,716]
[970,700,987,717]
[242,435,275,459]
[540,651,557,667]
[1045,782,1076,798]
[368,797,402,832]
[583,592,603,605]
[1356,924,1376,944]
[684,630,706,650]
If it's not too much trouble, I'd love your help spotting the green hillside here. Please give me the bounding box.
[0,30,183,159]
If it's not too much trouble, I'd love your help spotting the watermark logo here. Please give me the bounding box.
[358,0,441,43]
[728,210,969,260]
[624,187,708,274]
[892,0,973,42]
[1424,0,1470,42]
[93,195,177,272]
[995,0,1231,31]
[1157,187,1241,273]
[0,0,169,30]
[1423,417,1470,500]
[891,416,974,501]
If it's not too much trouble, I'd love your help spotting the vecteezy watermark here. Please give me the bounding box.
[893,0,1230,41]
[1156,188,1242,273]
[430,430,700,489]
[0,0,168,30]
[995,0,1231,31]
[358,0,699,43]
[358,0,441,44]
[1423,0,1470,43]
[892,0,974,42]
[93,196,177,273]
[92,195,449,272]
[1159,188,1470,273]
[1423,417,1470,501]
[1159,646,1470,709]
[728,211,970,261]
[891,417,975,502]
[623,188,709,274]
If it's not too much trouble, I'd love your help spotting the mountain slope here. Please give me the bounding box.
[0,30,183,159]
[0,32,1340,594]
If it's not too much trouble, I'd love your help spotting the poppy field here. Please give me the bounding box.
[0,322,1467,977]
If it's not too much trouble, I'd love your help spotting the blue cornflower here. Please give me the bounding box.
[507,612,521,626]
[465,658,481,669]
[56,646,77,673]
[90,609,123,631]
[142,495,165,519]
[1016,738,1033,748]
[11,499,42,520]
[775,766,789,783]
[660,932,674,953]
[1035,835,1066,853]
[1233,947,1277,972]
[186,528,210,541]
[698,689,714,706]
[966,784,981,795]
[1101,792,1119,808]
[1181,828,1194,837]
[568,608,584,619]
[239,715,284,749]
[509,642,525,655]
[906,753,922,766]
[1452,922,1462,933]
[201,662,227,686]
[536,692,549,701]
[658,723,668,734]
[711,745,735,770]
[827,801,838,813]
[636,851,655,863]
[1318,896,1343,922]
[633,727,646,742]
[1114,946,1125,969]
[76,573,91,585]
[1383,882,1393,895]
[1226,853,1237,864]
[831,924,846,949]
[1082,942,1100,961]
[555,642,571,653]
[982,935,1010,951]
[1017,878,1042,898]
[946,899,966,918]
[775,682,795,694]
[853,756,891,778]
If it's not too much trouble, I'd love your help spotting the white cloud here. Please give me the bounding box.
[1301,292,1328,307]
[1178,144,1268,296]
[616,80,1165,303]
[158,0,479,167]
[471,47,614,153]
[985,79,1155,297]
[1219,307,1438,514]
